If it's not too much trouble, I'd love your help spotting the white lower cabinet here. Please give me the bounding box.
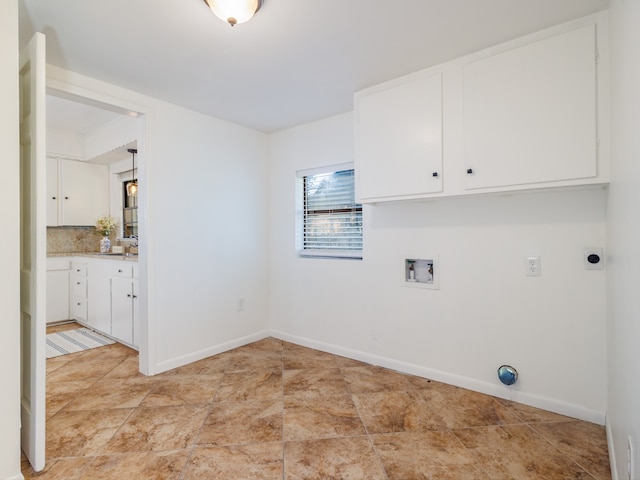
[111,265,139,348]
[70,261,88,322]
[86,260,112,334]
[75,257,140,350]
[46,258,71,324]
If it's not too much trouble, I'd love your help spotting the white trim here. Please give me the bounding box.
[295,162,354,178]
[298,249,363,259]
[45,68,155,377]
[151,330,271,375]
[606,413,619,480]
[270,329,606,425]
[296,162,362,260]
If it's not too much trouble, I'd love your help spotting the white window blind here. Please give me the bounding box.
[297,165,362,259]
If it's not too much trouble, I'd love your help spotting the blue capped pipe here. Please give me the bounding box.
[497,365,518,385]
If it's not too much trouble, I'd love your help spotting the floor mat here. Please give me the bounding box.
[46,328,115,358]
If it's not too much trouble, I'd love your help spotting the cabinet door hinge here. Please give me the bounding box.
[595,50,599,65]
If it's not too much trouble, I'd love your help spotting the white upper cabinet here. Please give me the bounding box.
[61,160,109,225]
[354,13,608,203]
[47,158,109,226]
[46,157,59,226]
[462,24,597,190]
[355,71,443,202]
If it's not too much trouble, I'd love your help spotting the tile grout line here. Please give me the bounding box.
[177,346,235,480]
[341,364,391,480]
[36,332,611,479]
[526,421,602,480]
[44,340,139,468]
[81,354,142,461]
[448,427,499,480]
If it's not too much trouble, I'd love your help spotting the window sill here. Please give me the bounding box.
[298,249,363,260]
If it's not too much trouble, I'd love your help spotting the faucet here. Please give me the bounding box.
[123,235,139,256]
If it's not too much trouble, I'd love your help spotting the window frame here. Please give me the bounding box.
[296,163,363,260]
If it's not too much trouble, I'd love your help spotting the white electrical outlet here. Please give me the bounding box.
[526,256,541,276]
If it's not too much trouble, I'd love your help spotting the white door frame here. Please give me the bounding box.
[44,79,152,376]
[19,31,47,473]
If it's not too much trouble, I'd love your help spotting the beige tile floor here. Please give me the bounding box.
[22,323,611,479]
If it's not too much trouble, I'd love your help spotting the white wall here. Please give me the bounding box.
[46,67,271,375]
[84,115,137,160]
[46,127,85,159]
[607,1,640,478]
[269,112,608,423]
[0,1,24,478]
[47,112,137,162]
[147,102,270,371]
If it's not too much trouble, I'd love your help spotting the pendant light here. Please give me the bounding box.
[202,0,262,27]
[126,148,138,197]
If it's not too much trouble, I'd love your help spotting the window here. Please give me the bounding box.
[122,179,138,238]
[296,163,363,259]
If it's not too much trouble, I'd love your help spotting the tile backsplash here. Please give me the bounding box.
[47,227,116,254]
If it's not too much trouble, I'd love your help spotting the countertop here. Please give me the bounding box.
[47,252,139,262]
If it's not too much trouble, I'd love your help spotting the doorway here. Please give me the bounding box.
[45,87,147,354]
[40,90,149,463]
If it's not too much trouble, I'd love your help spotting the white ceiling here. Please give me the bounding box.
[46,95,122,134]
[20,0,609,133]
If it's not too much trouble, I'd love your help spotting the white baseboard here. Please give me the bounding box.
[271,329,606,425]
[7,473,25,480]
[606,413,619,480]
[147,328,606,424]
[151,330,271,375]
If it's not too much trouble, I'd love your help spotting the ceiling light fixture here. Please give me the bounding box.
[202,0,262,27]
[126,148,138,197]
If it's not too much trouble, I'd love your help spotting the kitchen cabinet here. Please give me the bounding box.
[47,157,109,226]
[46,158,59,226]
[462,24,598,190]
[354,14,607,203]
[70,261,88,322]
[65,256,140,349]
[355,71,443,202]
[46,258,71,324]
[86,259,112,335]
[110,263,139,348]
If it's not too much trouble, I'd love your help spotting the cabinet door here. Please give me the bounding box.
[71,298,87,322]
[86,260,111,334]
[356,72,443,201]
[70,261,89,323]
[71,275,87,298]
[46,270,70,323]
[132,279,139,348]
[46,157,60,226]
[111,277,133,345]
[60,159,109,226]
[463,25,597,190]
